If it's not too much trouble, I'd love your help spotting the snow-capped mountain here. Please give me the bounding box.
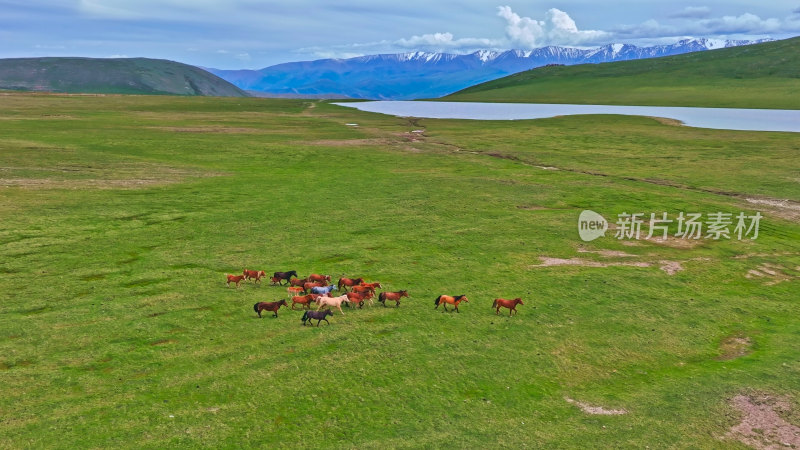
[207,38,770,100]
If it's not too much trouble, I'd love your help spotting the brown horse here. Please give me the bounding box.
[360,282,382,289]
[287,286,304,297]
[270,276,282,286]
[289,277,309,287]
[378,290,408,307]
[226,274,246,287]
[345,291,373,308]
[337,277,364,292]
[253,299,288,317]
[308,274,331,284]
[434,295,468,313]
[291,294,320,310]
[351,285,375,295]
[243,269,265,283]
[492,298,524,316]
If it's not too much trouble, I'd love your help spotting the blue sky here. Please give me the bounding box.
[2,1,799,69]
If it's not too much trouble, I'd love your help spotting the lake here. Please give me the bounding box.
[333,101,800,133]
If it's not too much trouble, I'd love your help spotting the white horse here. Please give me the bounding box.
[317,294,351,315]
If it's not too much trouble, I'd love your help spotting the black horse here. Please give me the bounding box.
[302,309,333,326]
[272,270,298,285]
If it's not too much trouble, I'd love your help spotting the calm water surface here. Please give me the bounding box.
[334,101,800,133]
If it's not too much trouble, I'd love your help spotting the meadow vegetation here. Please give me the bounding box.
[0,93,798,447]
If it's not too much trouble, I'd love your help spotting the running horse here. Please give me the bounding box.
[253,299,288,318]
[310,285,337,296]
[492,298,524,316]
[378,290,408,307]
[308,274,331,284]
[434,295,469,313]
[226,274,246,287]
[302,309,333,326]
[287,286,305,297]
[350,285,375,295]
[272,270,298,285]
[243,269,266,283]
[337,277,364,292]
[317,294,351,315]
[291,294,320,310]
[289,277,309,287]
[345,291,373,308]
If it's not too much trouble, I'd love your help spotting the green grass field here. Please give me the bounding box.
[1,93,799,448]
[443,37,800,109]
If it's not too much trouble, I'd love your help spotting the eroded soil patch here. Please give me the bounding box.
[725,393,800,449]
[717,333,753,361]
[565,397,627,415]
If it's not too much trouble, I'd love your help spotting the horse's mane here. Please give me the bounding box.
[454,295,466,300]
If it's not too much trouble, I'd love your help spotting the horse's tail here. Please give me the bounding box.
[253,303,259,313]
[434,295,441,306]
[492,299,498,308]
[301,311,308,322]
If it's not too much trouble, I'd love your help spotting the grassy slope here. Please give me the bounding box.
[443,37,800,109]
[0,57,248,97]
[0,94,798,448]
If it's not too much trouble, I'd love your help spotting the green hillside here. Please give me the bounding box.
[0,57,248,97]
[444,37,800,109]
[1,93,799,448]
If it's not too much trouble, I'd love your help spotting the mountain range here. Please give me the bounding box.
[208,38,770,100]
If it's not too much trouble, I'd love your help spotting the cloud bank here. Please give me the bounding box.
[302,5,800,60]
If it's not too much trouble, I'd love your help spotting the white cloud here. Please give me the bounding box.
[615,11,796,38]
[395,32,497,49]
[497,6,611,48]
[669,6,712,19]
[698,13,782,34]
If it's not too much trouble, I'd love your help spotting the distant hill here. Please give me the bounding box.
[443,37,800,109]
[208,38,768,100]
[0,57,248,97]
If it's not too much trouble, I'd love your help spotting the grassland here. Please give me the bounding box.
[0,57,247,96]
[0,93,799,448]
[443,37,800,109]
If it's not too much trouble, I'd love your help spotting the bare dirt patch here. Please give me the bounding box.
[725,393,800,449]
[745,198,800,223]
[531,256,687,275]
[565,397,627,415]
[642,234,705,249]
[717,333,753,361]
[577,248,637,258]
[647,116,685,127]
[659,260,684,275]
[531,257,650,269]
[745,263,797,286]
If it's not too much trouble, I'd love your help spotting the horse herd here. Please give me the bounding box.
[229,269,524,326]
